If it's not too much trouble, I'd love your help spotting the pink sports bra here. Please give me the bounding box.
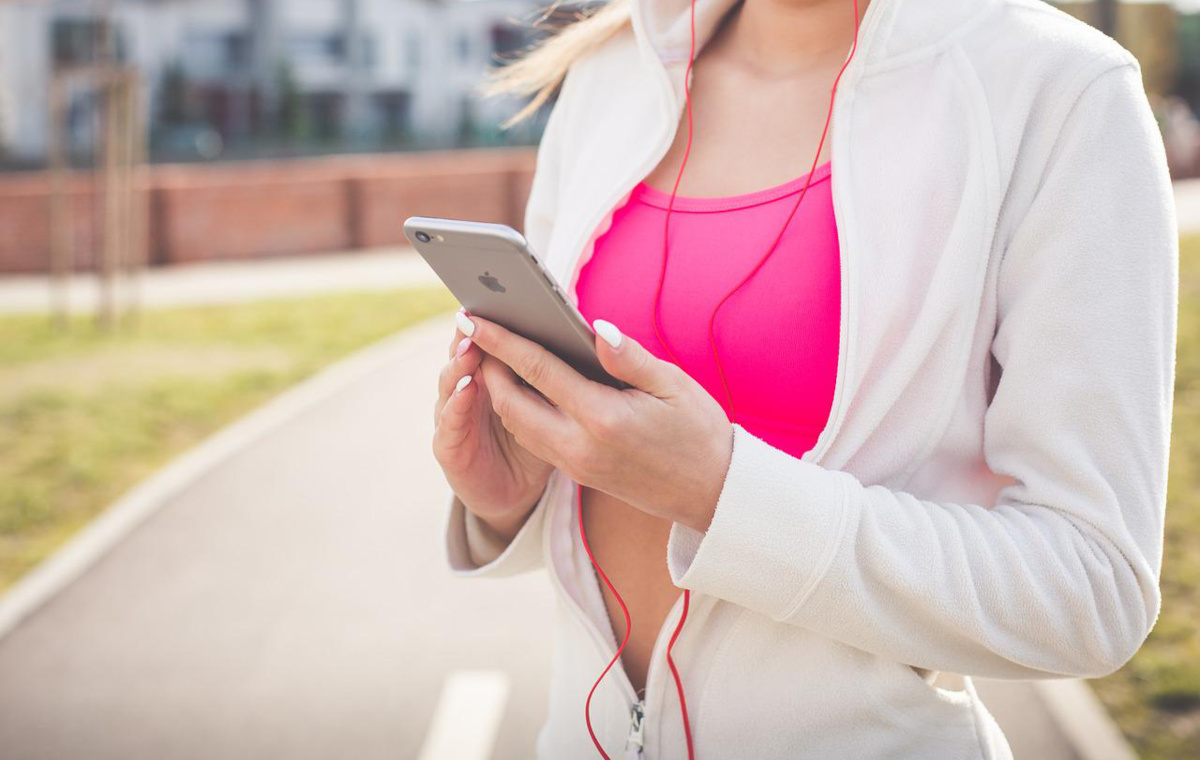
[575,159,840,459]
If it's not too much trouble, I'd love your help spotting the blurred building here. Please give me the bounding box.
[0,0,554,165]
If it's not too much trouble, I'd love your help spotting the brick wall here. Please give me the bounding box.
[0,174,107,274]
[0,147,536,275]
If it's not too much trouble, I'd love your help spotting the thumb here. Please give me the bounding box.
[592,319,680,397]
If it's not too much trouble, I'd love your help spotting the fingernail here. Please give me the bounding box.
[455,337,471,357]
[454,375,473,393]
[455,310,476,337]
[593,319,623,349]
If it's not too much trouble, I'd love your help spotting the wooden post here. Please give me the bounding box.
[126,73,146,327]
[94,0,123,330]
[114,74,132,325]
[98,69,120,330]
[47,74,72,327]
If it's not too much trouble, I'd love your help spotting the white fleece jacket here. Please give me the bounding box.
[441,0,1178,757]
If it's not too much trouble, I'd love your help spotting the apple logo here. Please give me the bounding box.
[479,271,506,293]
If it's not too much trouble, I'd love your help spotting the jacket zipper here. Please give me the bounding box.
[625,699,646,758]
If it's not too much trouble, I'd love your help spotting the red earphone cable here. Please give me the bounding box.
[665,588,696,759]
[581,0,862,756]
[702,0,861,421]
[578,483,633,760]
[654,0,861,420]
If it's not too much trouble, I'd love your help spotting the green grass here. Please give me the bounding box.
[1089,235,1200,760]
[0,287,456,593]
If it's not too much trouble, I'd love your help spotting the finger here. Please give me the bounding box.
[456,311,611,417]
[592,318,683,398]
[435,370,480,445]
[447,307,470,359]
[479,354,571,463]
[436,342,483,414]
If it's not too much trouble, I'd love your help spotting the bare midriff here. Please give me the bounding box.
[579,487,680,697]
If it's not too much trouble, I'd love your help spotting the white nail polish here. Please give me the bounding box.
[455,375,473,393]
[455,310,476,337]
[593,319,623,349]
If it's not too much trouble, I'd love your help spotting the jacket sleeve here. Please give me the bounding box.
[444,485,554,577]
[441,65,579,578]
[664,61,1177,680]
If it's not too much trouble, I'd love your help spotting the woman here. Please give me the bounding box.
[432,0,1177,757]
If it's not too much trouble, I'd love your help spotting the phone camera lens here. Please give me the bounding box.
[415,231,432,243]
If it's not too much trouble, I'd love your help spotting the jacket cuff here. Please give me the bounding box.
[666,424,850,620]
[463,506,514,566]
[444,486,546,577]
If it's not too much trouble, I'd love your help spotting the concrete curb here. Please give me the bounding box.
[0,312,455,642]
[1034,679,1139,760]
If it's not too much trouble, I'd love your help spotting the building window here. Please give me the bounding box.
[52,18,126,67]
[347,33,376,69]
[183,31,248,77]
[225,32,251,70]
[375,90,412,140]
[288,33,346,67]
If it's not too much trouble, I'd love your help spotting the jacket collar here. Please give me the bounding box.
[630,0,1003,74]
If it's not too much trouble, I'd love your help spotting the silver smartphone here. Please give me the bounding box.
[403,216,627,390]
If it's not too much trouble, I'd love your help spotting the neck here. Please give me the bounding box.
[712,0,869,75]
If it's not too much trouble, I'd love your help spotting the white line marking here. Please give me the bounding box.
[417,670,511,760]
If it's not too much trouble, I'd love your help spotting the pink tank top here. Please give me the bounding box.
[575,160,840,459]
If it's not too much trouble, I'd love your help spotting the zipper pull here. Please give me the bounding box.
[625,700,645,758]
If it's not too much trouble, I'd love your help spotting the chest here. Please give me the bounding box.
[547,55,1003,486]
[575,162,841,458]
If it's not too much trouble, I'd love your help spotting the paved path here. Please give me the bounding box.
[0,316,553,760]
[0,310,1120,759]
[0,247,439,314]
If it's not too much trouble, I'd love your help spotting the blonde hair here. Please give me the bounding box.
[477,0,633,129]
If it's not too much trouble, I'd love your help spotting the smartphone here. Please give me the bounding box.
[403,216,627,390]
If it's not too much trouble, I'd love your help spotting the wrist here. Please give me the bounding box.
[677,422,734,533]
[469,494,539,543]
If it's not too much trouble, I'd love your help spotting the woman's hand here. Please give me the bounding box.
[459,312,734,533]
[432,310,555,539]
